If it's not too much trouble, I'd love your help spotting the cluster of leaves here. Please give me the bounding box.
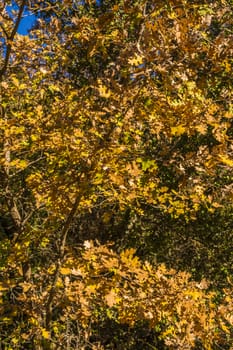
[1,243,233,349]
[0,0,232,349]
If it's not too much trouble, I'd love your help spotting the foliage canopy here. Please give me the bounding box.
[0,0,232,349]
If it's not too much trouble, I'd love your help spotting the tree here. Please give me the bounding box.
[0,0,232,349]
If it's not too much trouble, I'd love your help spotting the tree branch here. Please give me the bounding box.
[45,186,88,332]
[0,0,27,80]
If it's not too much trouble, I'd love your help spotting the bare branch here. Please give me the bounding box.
[0,0,27,80]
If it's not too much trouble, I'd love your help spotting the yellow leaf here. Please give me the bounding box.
[12,337,19,344]
[171,125,186,136]
[219,155,233,167]
[219,321,230,334]
[41,328,50,339]
[19,282,31,293]
[187,290,201,300]
[55,277,64,288]
[0,282,9,292]
[109,29,119,38]
[160,186,168,193]
[18,160,28,169]
[195,124,207,135]
[31,134,38,141]
[97,80,111,98]
[29,317,39,325]
[86,284,97,295]
[212,202,223,208]
[47,265,56,274]
[12,77,20,87]
[128,54,144,66]
[60,267,71,275]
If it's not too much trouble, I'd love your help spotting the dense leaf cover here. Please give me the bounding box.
[0,0,232,349]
